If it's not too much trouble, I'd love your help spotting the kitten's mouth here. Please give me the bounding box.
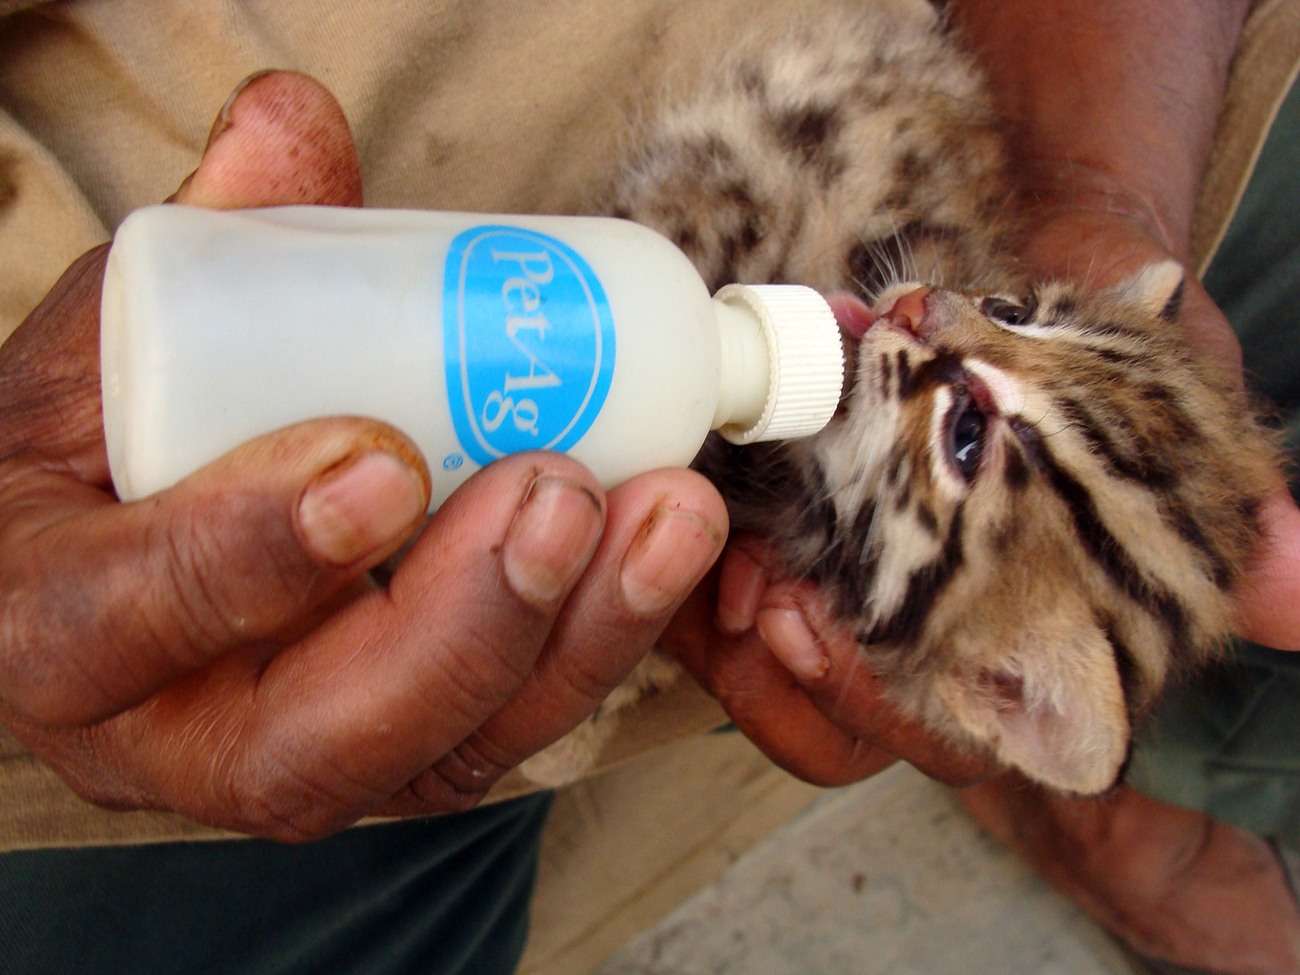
[829,288,933,407]
[827,287,935,340]
[876,286,934,338]
[825,293,871,408]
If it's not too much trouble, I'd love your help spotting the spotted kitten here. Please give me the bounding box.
[521,4,1282,794]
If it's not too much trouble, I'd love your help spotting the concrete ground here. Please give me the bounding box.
[593,764,1148,975]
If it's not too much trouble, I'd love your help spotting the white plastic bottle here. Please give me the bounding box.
[101,205,845,509]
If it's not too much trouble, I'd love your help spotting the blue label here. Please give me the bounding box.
[444,225,616,466]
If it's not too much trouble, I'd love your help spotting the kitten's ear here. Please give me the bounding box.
[936,616,1130,794]
[1116,259,1186,321]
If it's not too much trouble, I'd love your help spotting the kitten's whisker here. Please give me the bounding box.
[861,468,890,558]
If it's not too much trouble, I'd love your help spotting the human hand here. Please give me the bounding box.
[665,539,998,788]
[1009,173,1300,652]
[0,71,727,841]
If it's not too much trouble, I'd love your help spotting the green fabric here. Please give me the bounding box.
[1128,648,1300,848]
[0,792,552,975]
[1127,77,1300,850]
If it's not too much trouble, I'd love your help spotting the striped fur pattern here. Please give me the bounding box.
[590,5,1283,794]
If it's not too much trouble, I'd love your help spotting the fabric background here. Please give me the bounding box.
[0,0,1295,861]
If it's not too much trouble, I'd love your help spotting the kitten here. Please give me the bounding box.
[519,5,1283,794]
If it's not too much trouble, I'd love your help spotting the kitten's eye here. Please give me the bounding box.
[978,293,1037,327]
[950,401,986,480]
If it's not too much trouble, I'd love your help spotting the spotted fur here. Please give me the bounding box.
[528,5,1282,793]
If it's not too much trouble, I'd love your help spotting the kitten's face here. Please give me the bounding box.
[796,263,1279,793]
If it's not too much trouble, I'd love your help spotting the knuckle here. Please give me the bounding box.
[57,761,154,813]
[153,493,321,651]
[916,749,1000,788]
[63,709,358,841]
[1,670,98,729]
[214,737,376,842]
[776,737,884,789]
[17,723,157,812]
[0,452,70,506]
[231,795,330,843]
[219,766,350,843]
[423,623,534,722]
[406,761,491,814]
[154,514,242,661]
[548,650,630,708]
[0,619,66,727]
[702,664,756,717]
[430,734,514,795]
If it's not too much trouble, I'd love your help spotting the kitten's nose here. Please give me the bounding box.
[884,287,934,336]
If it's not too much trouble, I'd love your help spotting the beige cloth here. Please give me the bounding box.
[0,0,1297,966]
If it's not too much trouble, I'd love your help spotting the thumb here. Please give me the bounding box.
[0,417,429,729]
[171,70,362,210]
[0,73,362,480]
[1235,490,1300,651]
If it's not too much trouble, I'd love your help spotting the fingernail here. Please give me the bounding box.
[207,70,277,152]
[298,450,428,566]
[715,549,766,635]
[168,71,278,203]
[621,507,725,616]
[757,607,829,681]
[502,478,605,608]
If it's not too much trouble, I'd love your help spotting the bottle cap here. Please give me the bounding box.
[714,284,845,445]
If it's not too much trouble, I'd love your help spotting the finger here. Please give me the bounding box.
[93,453,608,838]
[671,544,997,786]
[1236,490,1300,650]
[672,604,897,787]
[714,543,769,636]
[756,582,999,785]
[172,71,362,209]
[1177,277,1245,386]
[666,560,896,787]
[665,538,779,675]
[400,468,727,808]
[1021,212,1246,380]
[0,418,429,728]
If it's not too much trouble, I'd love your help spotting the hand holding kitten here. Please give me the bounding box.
[668,202,1300,790]
[1013,197,1300,654]
[952,0,1300,650]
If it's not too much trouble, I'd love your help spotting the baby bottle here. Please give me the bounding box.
[101,205,845,508]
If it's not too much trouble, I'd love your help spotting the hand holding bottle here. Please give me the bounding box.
[0,72,727,840]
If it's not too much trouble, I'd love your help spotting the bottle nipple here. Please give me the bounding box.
[713,284,845,444]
